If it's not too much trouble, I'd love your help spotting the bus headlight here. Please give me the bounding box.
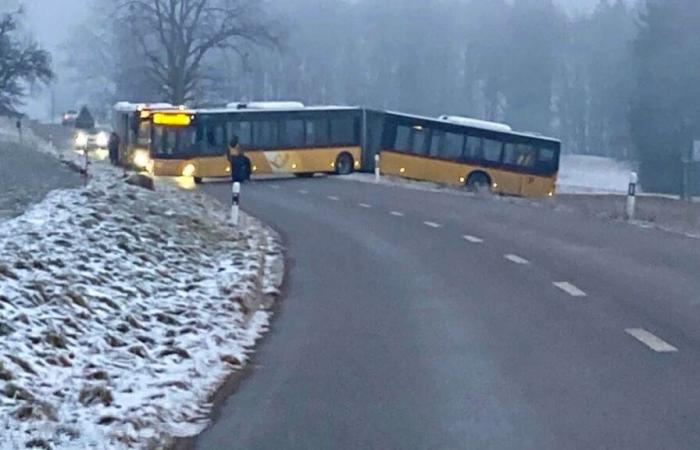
[95,132,109,148]
[182,163,196,177]
[132,150,151,169]
[75,132,88,147]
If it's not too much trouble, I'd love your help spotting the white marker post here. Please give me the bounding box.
[231,182,241,226]
[626,172,638,221]
[374,154,381,183]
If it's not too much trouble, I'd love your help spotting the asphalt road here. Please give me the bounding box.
[196,176,700,450]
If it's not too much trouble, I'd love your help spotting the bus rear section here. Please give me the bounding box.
[377,113,560,197]
[232,107,362,177]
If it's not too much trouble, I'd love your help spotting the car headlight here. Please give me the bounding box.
[182,163,196,177]
[132,150,151,169]
[96,132,109,148]
[75,132,88,147]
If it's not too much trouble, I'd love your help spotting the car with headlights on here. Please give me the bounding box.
[74,128,111,152]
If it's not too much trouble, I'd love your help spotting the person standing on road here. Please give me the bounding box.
[228,135,251,183]
[108,132,120,165]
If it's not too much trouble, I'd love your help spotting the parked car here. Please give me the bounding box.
[62,110,78,126]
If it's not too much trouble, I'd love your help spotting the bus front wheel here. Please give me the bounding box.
[335,153,354,176]
[466,172,492,193]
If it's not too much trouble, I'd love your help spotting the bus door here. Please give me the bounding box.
[503,142,538,195]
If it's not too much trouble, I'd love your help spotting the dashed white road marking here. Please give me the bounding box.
[358,203,373,208]
[463,235,484,243]
[625,328,678,353]
[327,195,339,201]
[424,221,442,228]
[299,190,309,194]
[390,211,405,217]
[553,282,587,297]
[270,185,280,190]
[504,254,530,265]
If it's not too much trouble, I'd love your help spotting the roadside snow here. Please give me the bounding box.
[0,171,283,449]
[556,154,634,194]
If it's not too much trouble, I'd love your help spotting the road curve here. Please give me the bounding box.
[195,176,700,450]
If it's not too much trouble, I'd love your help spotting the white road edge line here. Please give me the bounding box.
[327,195,340,201]
[390,211,405,217]
[358,203,373,208]
[625,328,678,353]
[463,235,484,243]
[553,281,587,297]
[424,221,442,228]
[504,254,530,265]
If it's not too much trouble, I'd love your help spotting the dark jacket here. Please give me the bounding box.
[229,154,251,182]
[108,133,120,164]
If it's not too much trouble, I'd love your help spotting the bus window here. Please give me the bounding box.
[206,121,226,153]
[229,121,252,147]
[330,117,356,145]
[504,143,536,168]
[444,132,465,159]
[465,136,482,160]
[252,120,278,148]
[428,131,443,157]
[483,139,503,163]
[306,118,330,146]
[503,143,517,165]
[138,121,151,146]
[282,119,305,148]
[395,125,411,151]
[411,127,427,155]
[537,147,559,173]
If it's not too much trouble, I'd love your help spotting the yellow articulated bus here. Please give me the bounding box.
[144,103,363,183]
[376,112,561,197]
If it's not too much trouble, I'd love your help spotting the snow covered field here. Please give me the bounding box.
[0,169,283,448]
[556,154,634,194]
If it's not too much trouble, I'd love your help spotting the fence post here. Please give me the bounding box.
[374,154,380,183]
[82,147,90,186]
[625,172,638,221]
[231,182,241,226]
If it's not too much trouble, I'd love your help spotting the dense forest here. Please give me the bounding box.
[59,0,700,193]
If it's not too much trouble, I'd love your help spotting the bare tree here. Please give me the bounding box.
[0,10,53,115]
[117,0,278,104]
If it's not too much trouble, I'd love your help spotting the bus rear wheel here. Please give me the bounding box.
[466,172,492,193]
[194,177,203,184]
[335,153,354,176]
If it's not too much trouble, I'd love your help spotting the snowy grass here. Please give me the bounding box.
[557,154,635,194]
[0,171,283,449]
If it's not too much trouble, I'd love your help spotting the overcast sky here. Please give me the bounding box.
[15,0,630,118]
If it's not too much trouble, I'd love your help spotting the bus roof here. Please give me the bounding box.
[386,110,561,143]
[194,105,361,115]
[225,101,306,110]
[113,102,177,112]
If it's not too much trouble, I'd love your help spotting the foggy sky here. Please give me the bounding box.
[16,0,631,118]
